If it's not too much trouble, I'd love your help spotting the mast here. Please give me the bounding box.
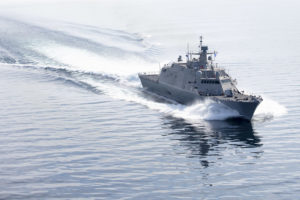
[186,43,190,62]
[199,36,203,53]
[198,35,208,68]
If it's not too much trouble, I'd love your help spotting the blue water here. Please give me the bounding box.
[0,0,299,199]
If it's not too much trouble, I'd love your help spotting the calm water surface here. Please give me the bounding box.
[0,0,299,199]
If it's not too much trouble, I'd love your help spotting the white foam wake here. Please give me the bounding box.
[30,43,158,76]
[253,96,287,121]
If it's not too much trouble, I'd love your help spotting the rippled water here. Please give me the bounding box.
[0,0,299,199]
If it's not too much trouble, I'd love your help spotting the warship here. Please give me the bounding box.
[138,37,262,121]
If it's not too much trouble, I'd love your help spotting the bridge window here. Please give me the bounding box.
[221,79,230,83]
[201,80,220,84]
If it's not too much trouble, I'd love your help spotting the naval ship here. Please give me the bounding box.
[138,37,262,121]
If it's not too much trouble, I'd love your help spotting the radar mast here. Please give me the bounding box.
[199,36,203,52]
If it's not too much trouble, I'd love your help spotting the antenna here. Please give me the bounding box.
[186,43,190,62]
[199,35,203,52]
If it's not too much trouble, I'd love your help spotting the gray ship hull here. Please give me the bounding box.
[139,74,260,121]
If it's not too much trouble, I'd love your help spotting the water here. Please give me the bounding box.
[0,0,299,199]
